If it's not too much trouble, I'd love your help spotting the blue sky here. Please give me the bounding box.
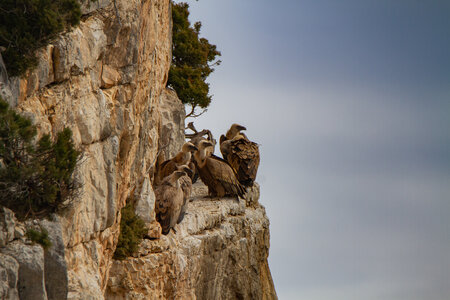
[182,0,450,299]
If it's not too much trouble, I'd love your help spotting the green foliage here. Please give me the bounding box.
[0,0,82,77]
[113,203,147,260]
[168,2,221,114]
[26,228,52,249]
[0,97,80,220]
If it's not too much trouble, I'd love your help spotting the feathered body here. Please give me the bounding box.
[220,124,260,187]
[176,165,193,224]
[194,140,245,198]
[155,171,185,235]
[157,142,197,184]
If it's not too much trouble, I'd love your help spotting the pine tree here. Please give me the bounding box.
[0,97,80,219]
[168,2,221,117]
[0,0,82,77]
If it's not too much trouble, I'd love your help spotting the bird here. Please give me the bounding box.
[220,123,247,161]
[224,123,247,140]
[194,140,245,198]
[220,124,260,187]
[154,170,186,235]
[176,165,193,224]
[156,142,198,185]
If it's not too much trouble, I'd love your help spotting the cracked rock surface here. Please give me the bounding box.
[106,182,277,300]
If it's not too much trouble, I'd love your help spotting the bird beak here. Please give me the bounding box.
[237,125,247,131]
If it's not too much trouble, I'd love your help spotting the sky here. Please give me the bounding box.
[182,1,450,299]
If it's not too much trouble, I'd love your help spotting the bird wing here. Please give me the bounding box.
[155,186,172,234]
[229,139,260,186]
[220,138,231,161]
[206,156,245,197]
[160,160,177,180]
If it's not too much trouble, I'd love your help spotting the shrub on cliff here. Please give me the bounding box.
[0,97,80,220]
[113,203,147,260]
[168,2,221,117]
[26,228,52,249]
[0,0,82,77]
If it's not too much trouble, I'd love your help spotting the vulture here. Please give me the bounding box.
[155,170,186,235]
[220,124,260,187]
[176,165,194,224]
[157,142,197,184]
[220,123,247,161]
[194,140,245,198]
[224,123,247,140]
[185,123,218,184]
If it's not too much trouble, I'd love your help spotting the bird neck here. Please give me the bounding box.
[226,129,237,140]
[175,150,191,165]
[194,148,208,168]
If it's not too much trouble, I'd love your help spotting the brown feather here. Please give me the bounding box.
[156,142,197,185]
[177,171,192,224]
[221,133,260,187]
[155,171,185,235]
[195,139,245,197]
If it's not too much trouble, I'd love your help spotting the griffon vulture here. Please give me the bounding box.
[194,140,245,198]
[220,124,260,187]
[155,170,186,235]
[156,142,197,184]
[220,123,246,161]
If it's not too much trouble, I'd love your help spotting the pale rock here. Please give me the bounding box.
[0,253,19,300]
[106,182,277,300]
[0,207,16,247]
[79,0,112,15]
[134,176,156,224]
[25,70,39,97]
[53,17,107,82]
[63,137,119,247]
[245,182,261,207]
[101,64,121,88]
[1,241,47,300]
[146,221,163,239]
[13,225,26,240]
[28,45,55,90]
[40,217,69,300]
[159,88,186,159]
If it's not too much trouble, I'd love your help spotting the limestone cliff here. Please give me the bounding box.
[0,0,276,299]
[106,183,276,300]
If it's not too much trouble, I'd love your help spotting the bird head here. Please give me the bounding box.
[226,123,247,139]
[177,164,193,178]
[182,142,198,153]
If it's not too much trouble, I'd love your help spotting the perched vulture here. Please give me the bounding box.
[185,123,218,184]
[194,140,245,198]
[220,123,247,161]
[176,165,194,224]
[155,170,186,235]
[220,124,260,187]
[157,142,197,184]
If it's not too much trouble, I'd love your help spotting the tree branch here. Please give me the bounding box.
[185,105,207,118]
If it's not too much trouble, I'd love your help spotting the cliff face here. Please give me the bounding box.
[0,1,276,299]
[106,184,276,300]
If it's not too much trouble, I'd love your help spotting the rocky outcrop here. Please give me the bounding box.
[106,183,276,300]
[0,252,19,299]
[0,0,276,299]
[2,0,173,298]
